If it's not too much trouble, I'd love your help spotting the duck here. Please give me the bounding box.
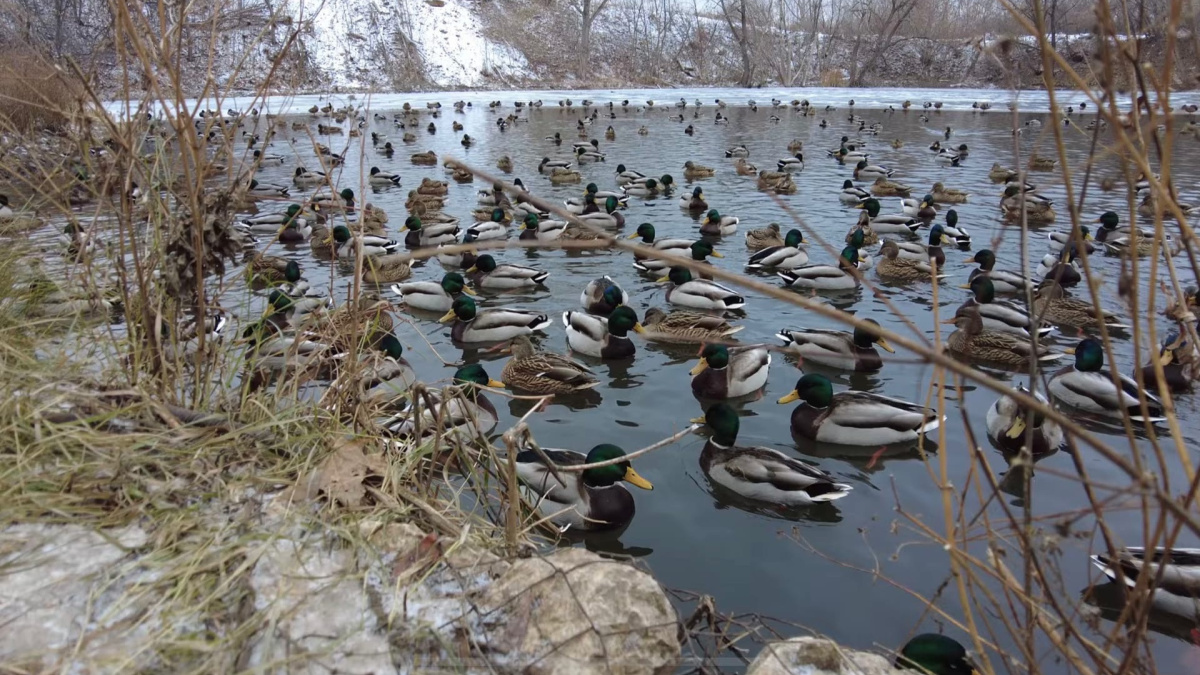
[410,150,438,165]
[892,223,950,267]
[1028,153,1056,171]
[778,373,942,446]
[1000,185,1057,223]
[683,161,715,178]
[777,153,804,171]
[1101,225,1173,257]
[844,218,879,248]
[680,186,708,211]
[1035,250,1082,287]
[312,188,356,212]
[641,307,742,343]
[368,166,401,186]
[700,209,739,236]
[580,276,629,315]
[614,164,647,185]
[563,305,644,358]
[690,344,771,398]
[895,635,978,675]
[538,157,571,174]
[439,296,551,343]
[576,196,626,230]
[776,319,894,372]
[401,216,459,248]
[869,175,912,198]
[958,276,1053,339]
[836,146,869,164]
[989,163,1019,182]
[548,167,583,184]
[725,145,750,158]
[968,249,1035,295]
[1140,327,1200,393]
[931,182,969,204]
[854,160,894,180]
[876,241,947,283]
[746,229,808,270]
[359,253,413,284]
[240,204,309,236]
[467,254,549,289]
[519,213,568,242]
[659,266,746,310]
[332,225,399,258]
[246,255,302,285]
[348,333,418,403]
[778,246,864,291]
[943,305,1063,367]
[292,167,326,187]
[1032,280,1126,329]
[1050,338,1166,422]
[382,364,503,439]
[839,179,870,205]
[692,403,852,506]
[501,335,599,394]
[628,223,692,273]
[987,386,1064,455]
[390,272,473,313]
[623,178,663,197]
[514,443,652,531]
[247,179,290,198]
[465,209,510,242]
[417,177,449,196]
[496,155,513,172]
[787,138,803,152]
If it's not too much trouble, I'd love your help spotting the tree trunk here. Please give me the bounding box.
[578,0,592,75]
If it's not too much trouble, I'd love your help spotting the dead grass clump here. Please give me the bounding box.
[0,51,80,132]
[819,68,846,87]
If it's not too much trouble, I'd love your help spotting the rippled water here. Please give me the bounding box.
[86,89,1200,663]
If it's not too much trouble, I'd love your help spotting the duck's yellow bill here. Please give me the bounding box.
[957,283,972,289]
[689,358,709,376]
[487,378,506,388]
[655,275,670,283]
[854,202,865,209]
[1158,349,1175,366]
[690,415,706,424]
[710,250,724,258]
[778,390,801,404]
[460,286,476,296]
[624,467,653,490]
[438,309,456,323]
[940,317,958,325]
[1064,347,1076,355]
[876,337,896,353]
[625,232,640,239]
[633,323,646,334]
[465,265,478,274]
[1006,417,1027,439]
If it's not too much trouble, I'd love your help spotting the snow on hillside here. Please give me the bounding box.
[406,0,529,86]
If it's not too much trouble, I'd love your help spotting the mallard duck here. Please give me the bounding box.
[787,138,803,151]
[679,186,708,212]
[518,213,567,242]
[239,317,337,372]
[411,150,437,165]
[692,403,851,506]
[465,210,510,242]
[332,225,399,258]
[1140,327,1200,393]
[576,196,626,230]
[743,223,783,250]
[1028,153,1056,171]
[368,166,401,186]
[835,146,869,164]
[439,296,551,343]
[241,204,307,235]
[466,254,549,289]
[292,167,326,187]
[515,443,652,531]
[1032,280,1126,329]
[581,276,628,315]
[563,305,644,358]
[844,216,879,248]
[989,163,1019,182]
[778,373,941,446]
[1050,338,1165,422]
[309,225,334,257]
[746,229,808,270]
[614,164,647,185]
[857,199,920,235]
[895,635,977,674]
[931,182,968,204]
[776,320,893,372]
[725,145,750,158]
[854,160,894,180]
[641,307,742,343]
[1101,225,1174,257]
[869,175,911,198]
[401,216,459,249]
[1001,185,1057,223]
[501,335,599,394]
[417,177,449,196]
[968,249,1034,294]
[246,255,302,285]
[778,246,863,291]
[382,364,503,438]
[1035,250,1082,287]
[893,224,950,267]
[943,305,1063,367]
[496,155,513,172]
[839,179,870,205]
[877,241,947,283]
[936,209,970,247]
[538,157,571,174]
[346,333,417,403]
[700,209,738,236]
[391,272,473,313]
[627,224,691,273]
[958,276,1053,339]
[777,153,804,171]
[987,385,1064,455]
[360,254,413,284]
[690,344,770,398]
[660,266,745,310]
[683,161,715,178]
[734,158,759,176]
[756,171,797,194]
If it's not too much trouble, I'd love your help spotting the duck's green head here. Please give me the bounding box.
[842,179,855,189]
[267,289,294,314]
[281,259,302,283]
[607,305,644,337]
[616,164,627,173]
[1003,184,1020,198]
[629,223,656,242]
[440,272,472,296]
[644,178,658,190]
[370,166,382,176]
[895,634,975,675]
[1072,337,1105,372]
[921,193,935,207]
[848,227,866,248]
[778,373,834,407]
[691,344,730,375]
[784,229,804,247]
[403,216,422,231]
[858,198,881,217]
[839,245,862,268]
[377,333,404,360]
[585,183,599,196]
[340,188,355,204]
[331,225,352,243]
[946,209,958,227]
[660,175,674,187]
[601,284,625,309]
[582,444,654,489]
[440,295,477,323]
[855,160,868,170]
[523,213,540,228]
[852,319,894,352]
[690,240,722,261]
[970,252,999,276]
[605,196,619,214]
[453,363,505,389]
[468,254,497,274]
[967,275,996,303]
[928,223,949,246]
[691,187,704,199]
[704,209,721,224]
[285,204,303,219]
[490,207,505,223]
[696,402,740,447]
[660,266,693,285]
[1097,211,1120,230]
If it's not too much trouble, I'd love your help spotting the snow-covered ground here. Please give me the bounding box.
[405,0,528,86]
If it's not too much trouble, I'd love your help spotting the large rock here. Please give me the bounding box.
[747,636,904,675]
[477,547,680,675]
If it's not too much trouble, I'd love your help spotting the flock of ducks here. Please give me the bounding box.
[8,94,1200,653]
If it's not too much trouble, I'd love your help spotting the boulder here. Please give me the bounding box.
[747,636,903,675]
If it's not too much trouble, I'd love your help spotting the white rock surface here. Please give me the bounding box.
[747,636,905,675]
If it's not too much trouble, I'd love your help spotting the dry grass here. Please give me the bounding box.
[0,50,81,132]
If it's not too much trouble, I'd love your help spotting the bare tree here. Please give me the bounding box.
[719,0,753,86]
[842,0,919,86]
[567,0,614,75]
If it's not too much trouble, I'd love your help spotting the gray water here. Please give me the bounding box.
[85,89,1200,666]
